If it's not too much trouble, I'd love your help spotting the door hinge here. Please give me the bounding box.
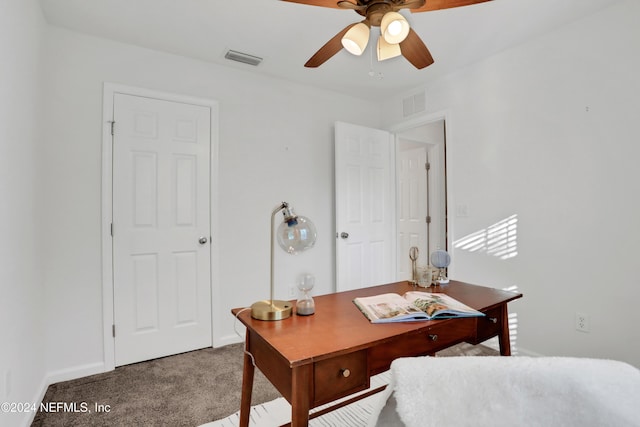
[425,162,431,171]
[426,216,432,224]
[109,121,115,136]
[110,223,113,236]
[112,324,116,338]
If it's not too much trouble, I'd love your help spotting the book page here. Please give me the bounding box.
[354,293,424,322]
[403,292,482,318]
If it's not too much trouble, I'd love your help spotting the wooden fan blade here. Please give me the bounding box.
[410,0,492,13]
[304,23,356,68]
[337,1,366,11]
[281,0,343,9]
[400,0,426,10]
[399,28,434,69]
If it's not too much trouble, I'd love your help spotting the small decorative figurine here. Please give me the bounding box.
[409,246,419,285]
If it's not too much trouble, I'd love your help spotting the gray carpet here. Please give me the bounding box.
[31,342,497,427]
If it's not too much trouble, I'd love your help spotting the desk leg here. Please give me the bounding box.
[290,364,312,427]
[239,335,255,427]
[498,305,511,356]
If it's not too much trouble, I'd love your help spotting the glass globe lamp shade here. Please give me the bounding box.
[277,215,317,254]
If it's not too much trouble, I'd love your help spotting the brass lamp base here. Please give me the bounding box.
[250,300,293,321]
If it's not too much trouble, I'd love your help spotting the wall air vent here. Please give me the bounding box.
[224,50,263,66]
[402,90,427,117]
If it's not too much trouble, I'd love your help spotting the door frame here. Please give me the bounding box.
[101,83,220,371]
[387,109,453,276]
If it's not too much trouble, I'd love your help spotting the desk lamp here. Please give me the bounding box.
[251,202,317,321]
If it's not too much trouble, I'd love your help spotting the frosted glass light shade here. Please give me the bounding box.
[277,215,317,254]
[430,249,451,268]
[381,12,410,44]
[341,23,370,56]
[377,36,401,61]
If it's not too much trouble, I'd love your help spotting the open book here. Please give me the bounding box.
[353,291,484,323]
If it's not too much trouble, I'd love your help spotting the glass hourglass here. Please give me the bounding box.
[296,274,316,316]
[430,249,451,284]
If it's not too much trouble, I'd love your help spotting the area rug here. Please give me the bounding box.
[201,371,391,427]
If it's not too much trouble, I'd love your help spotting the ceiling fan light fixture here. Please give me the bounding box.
[341,22,370,56]
[381,11,410,44]
[377,35,401,61]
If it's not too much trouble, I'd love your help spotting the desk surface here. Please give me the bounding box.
[233,280,522,367]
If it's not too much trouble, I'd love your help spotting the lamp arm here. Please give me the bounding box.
[270,202,288,307]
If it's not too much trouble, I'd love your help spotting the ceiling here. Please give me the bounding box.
[38,0,621,101]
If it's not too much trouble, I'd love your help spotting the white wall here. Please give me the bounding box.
[0,0,47,425]
[39,27,382,377]
[383,0,640,367]
[7,3,640,424]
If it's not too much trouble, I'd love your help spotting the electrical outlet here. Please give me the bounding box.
[456,204,469,218]
[288,285,297,299]
[575,312,589,333]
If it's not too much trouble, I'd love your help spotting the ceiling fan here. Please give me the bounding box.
[282,0,492,69]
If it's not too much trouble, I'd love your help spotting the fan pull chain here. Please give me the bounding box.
[368,29,384,80]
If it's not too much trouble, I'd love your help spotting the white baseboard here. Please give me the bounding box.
[214,333,244,348]
[480,337,543,358]
[515,346,545,357]
[21,361,105,427]
[46,361,106,385]
[20,375,49,427]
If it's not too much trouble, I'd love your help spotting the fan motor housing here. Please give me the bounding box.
[352,0,426,25]
[361,2,393,25]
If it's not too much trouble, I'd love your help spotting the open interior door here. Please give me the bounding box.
[335,121,395,292]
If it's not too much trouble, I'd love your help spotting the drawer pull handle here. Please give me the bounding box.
[428,334,438,342]
[340,368,351,378]
[488,317,498,324]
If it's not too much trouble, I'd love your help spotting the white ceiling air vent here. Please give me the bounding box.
[402,91,426,117]
[224,50,263,66]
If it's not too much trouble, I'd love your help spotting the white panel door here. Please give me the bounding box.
[335,122,394,291]
[112,93,212,366]
[397,147,428,280]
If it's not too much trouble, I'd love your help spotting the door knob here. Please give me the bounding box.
[340,232,349,239]
[199,236,208,245]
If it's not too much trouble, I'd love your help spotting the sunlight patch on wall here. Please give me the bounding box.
[453,214,518,260]
[505,285,520,355]
[508,312,519,355]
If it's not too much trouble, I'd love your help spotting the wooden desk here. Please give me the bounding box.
[232,280,522,427]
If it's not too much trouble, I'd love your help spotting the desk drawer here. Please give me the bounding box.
[476,306,502,342]
[314,350,368,405]
[369,318,475,374]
